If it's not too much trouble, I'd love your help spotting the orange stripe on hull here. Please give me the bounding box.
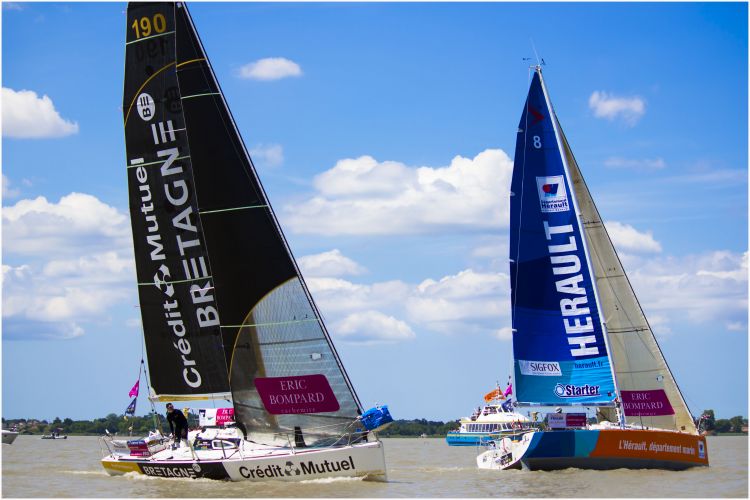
[590,429,708,466]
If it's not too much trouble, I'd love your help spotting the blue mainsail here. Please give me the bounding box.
[510,69,616,406]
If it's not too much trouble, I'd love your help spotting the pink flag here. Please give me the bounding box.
[504,383,513,397]
[128,380,140,398]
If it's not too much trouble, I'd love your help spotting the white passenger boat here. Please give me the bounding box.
[446,402,535,446]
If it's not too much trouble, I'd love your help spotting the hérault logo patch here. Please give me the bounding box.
[536,175,570,213]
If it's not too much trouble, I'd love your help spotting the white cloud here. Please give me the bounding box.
[604,157,666,170]
[725,321,746,332]
[285,149,513,235]
[298,249,366,277]
[2,192,131,256]
[645,314,672,338]
[2,259,132,340]
[333,310,415,345]
[307,277,411,316]
[588,91,645,126]
[302,246,746,346]
[301,249,511,342]
[2,87,79,138]
[2,193,134,340]
[407,269,510,335]
[238,57,302,81]
[494,326,513,341]
[628,251,747,329]
[250,143,284,167]
[2,174,20,199]
[605,221,662,253]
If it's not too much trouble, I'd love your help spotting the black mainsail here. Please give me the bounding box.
[124,2,363,444]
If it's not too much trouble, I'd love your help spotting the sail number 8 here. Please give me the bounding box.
[533,136,542,149]
[131,14,167,39]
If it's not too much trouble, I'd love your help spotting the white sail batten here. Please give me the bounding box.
[559,130,697,434]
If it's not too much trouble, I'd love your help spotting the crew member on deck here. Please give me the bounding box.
[166,403,188,449]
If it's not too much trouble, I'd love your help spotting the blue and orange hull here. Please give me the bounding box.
[515,429,708,470]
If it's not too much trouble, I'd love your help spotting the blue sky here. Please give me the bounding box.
[2,2,747,423]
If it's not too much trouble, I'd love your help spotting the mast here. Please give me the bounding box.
[535,67,623,425]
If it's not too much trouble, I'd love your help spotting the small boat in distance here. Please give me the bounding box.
[446,383,536,446]
[477,66,708,471]
[2,429,19,445]
[41,429,67,440]
[100,2,390,482]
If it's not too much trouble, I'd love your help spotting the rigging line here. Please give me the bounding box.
[530,39,541,66]
[124,61,176,126]
[125,30,175,45]
[219,318,321,329]
[126,155,190,169]
[200,204,269,215]
[137,275,213,287]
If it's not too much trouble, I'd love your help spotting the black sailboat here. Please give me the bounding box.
[101,2,389,481]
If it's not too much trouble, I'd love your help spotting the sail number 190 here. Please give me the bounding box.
[131,14,167,39]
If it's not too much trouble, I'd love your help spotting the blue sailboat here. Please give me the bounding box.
[477,67,708,471]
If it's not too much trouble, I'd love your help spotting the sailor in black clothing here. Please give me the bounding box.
[166,403,188,449]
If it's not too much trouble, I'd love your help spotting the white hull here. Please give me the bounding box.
[102,438,386,482]
[2,430,19,445]
[476,433,532,470]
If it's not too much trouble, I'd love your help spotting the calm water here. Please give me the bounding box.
[1,436,746,497]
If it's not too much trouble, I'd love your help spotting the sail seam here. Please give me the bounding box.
[125,31,175,45]
[220,318,321,329]
[137,276,211,286]
[258,338,325,347]
[607,326,649,332]
[181,92,221,100]
[200,204,269,215]
[126,155,190,169]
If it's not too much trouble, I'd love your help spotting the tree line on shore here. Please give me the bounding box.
[2,409,746,437]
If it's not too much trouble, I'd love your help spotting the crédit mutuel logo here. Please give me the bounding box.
[519,360,562,377]
[536,176,570,213]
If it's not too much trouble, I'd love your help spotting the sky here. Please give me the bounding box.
[2,2,747,424]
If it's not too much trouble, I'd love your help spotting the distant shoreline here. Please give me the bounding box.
[4,415,747,438]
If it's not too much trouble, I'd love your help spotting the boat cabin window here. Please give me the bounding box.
[211,439,238,450]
